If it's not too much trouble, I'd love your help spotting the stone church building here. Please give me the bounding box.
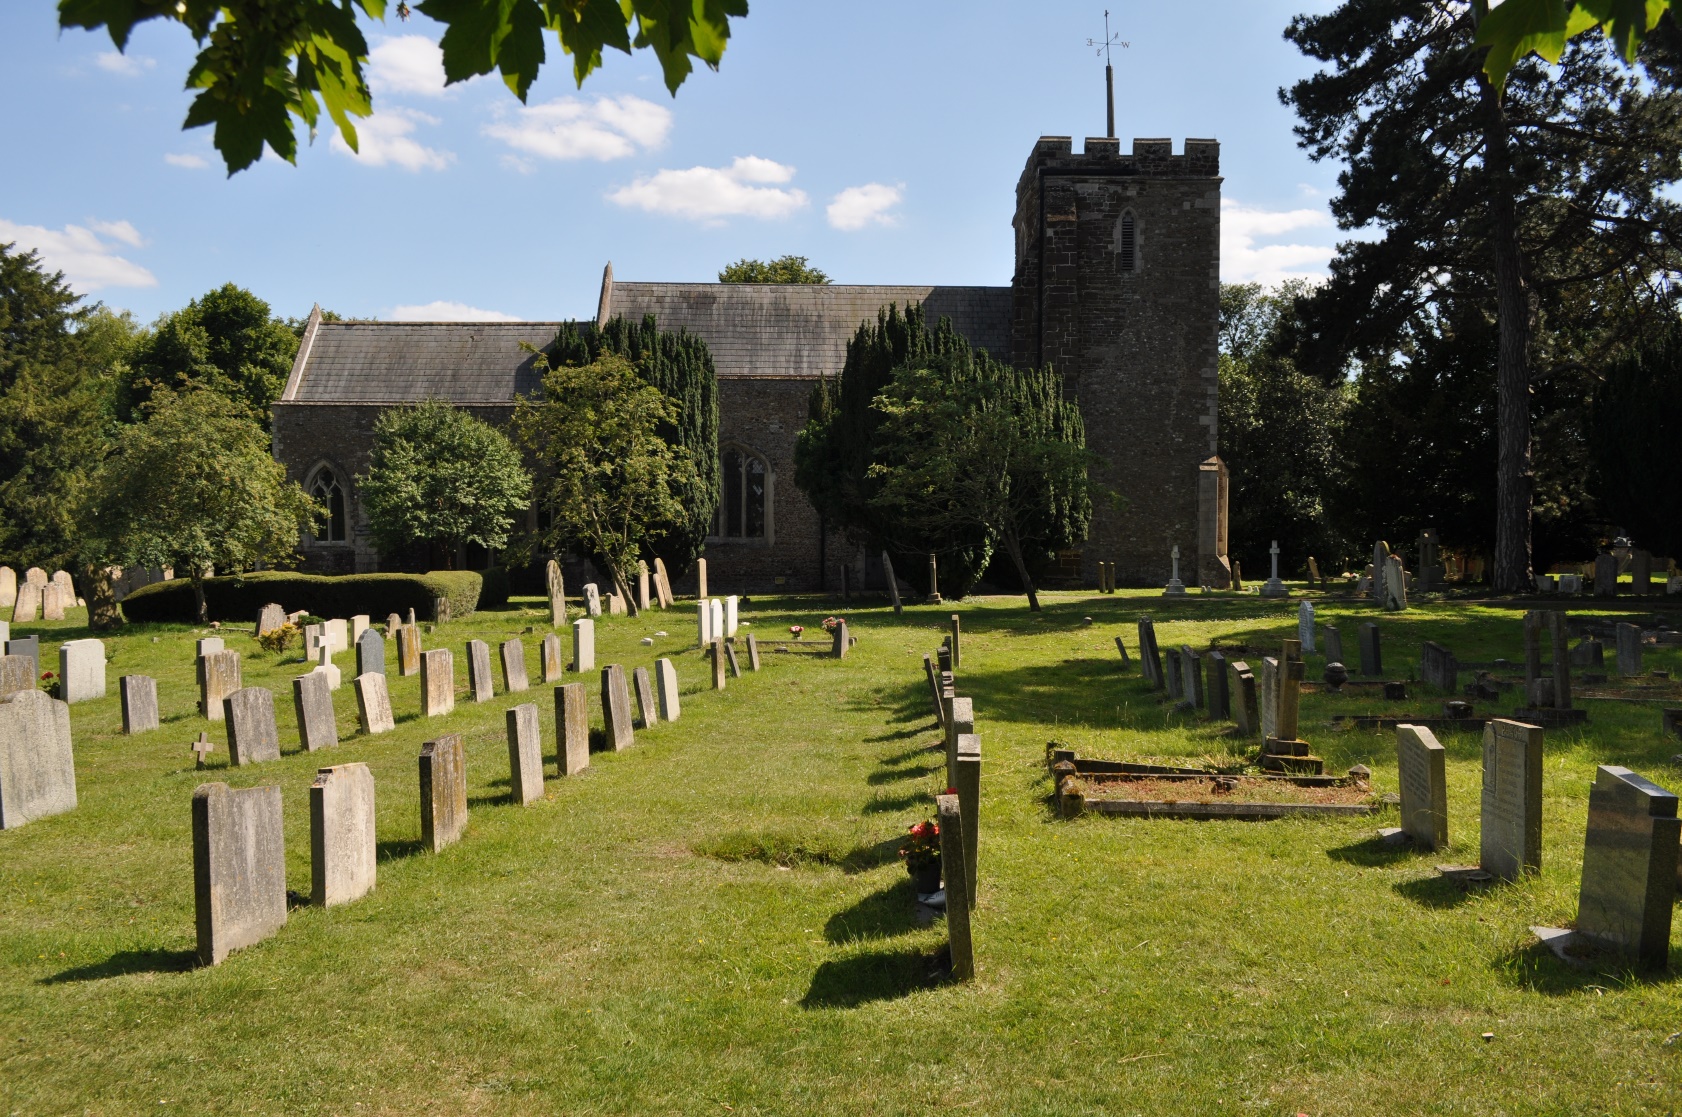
[273,135,1228,592]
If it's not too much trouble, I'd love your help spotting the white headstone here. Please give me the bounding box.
[572,618,595,673]
[655,657,681,722]
[1297,602,1316,655]
[725,596,740,637]
[57,639,106,704]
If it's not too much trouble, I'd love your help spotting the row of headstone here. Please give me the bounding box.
[695,597,741,647]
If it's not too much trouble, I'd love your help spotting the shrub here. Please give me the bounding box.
[120,571,483,624]
[478,566,511,609]
[257,623,300,654]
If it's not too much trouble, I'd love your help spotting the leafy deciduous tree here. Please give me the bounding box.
[121,283,300,428]
[718,256,831,284]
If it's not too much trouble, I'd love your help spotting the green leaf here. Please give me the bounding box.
[498,0,548,99]
[1476,0,1571,86]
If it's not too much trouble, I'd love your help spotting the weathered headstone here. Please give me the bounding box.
[397,624,421,676]
[1382,554,1408,611]
[572,618,595,673]
[57,639,105,703]
[1323,626,1344,666]
[1395,724,1448,850]
[583,583,602,618]
[6,635,39,680]
[1260,657,1279,740]
[541,633,563,682]
[1231,662,1259,737]
[200,650,242,724]
[1594,553,1618,597]
[555,682,590,775]
[1358,622,1381,676]
[1420,641,1459,693]
[609,590,629,616]
[1616,622,1643,678]
[653,557,674,608]
[710,638,727,691]
[697,601,713,647]
[353,671,395,735]
[924,654,945,726]
[632,666,657,729]
[546,558,567,627]
[40,582,66,621]
[224,687,281,766]
[1298,601,1316,654]
[255,602,286,637]
[601,665,635,751]
[954,733,981,906]
[199,636,229,662]
[1632,549,1653,596]
[419,734,468,852]
[466,639,494,703]
[696,557,709,599]
[499,638,528,693]
[950,614,962,669]
[192,782,285,964]
[1480,719,1544,881]
[119,674,159,734]
[745,633,761,671]
[421,649,454,717]
[1572,765,1680,968]
[0,567,13,609]
[881,551,903,614]
[1206,650,1229,720]
[725,640,742,678]
[637,560,651,611]
[1183,647,1204,708]
[292,670,338,752]
[386,612,402,637]
[356,628,385,678]
[1113,635,1132,669]
[936,793,974,981]
[1165,649,1183,700]
[945,697,975,788]
[506,704,544,805]
[655,658,680,723]
[23,567,46,587]
[0,655,30,698]
[0,688,76,828]
[1138,617,1164,689]
[11,581,41,623]
[831,620,850,659]
[310,763,376,907]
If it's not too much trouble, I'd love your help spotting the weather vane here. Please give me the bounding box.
[1086,10,1130,140]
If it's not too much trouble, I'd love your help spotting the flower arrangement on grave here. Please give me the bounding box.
[821,616,845,632]
[258,623,300,655]
[789,625,804,639]
[38,671,59,699]
[899,818,941,892]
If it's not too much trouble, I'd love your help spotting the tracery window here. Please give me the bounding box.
[310,467,347,543]
[713,447,767,539]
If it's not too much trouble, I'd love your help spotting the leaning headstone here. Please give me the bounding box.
[356,628,385,678]
[1113,635,1132,669]
[506,704,544,805]
[397,624,421,677]
[653,557,675,608]
[555,682,590,775]
[1260,657,1280,740]
[494,639,527,694]
[655,658,681,723]
[200,650,242,722]
[292,670,338,752]
[418,734,468,851]
[541,633,563,683]
[310,763,376,907]
[881,551,903,614]
[11,581,41,623]
[224,687,281,766]
[0,689,76,828]
[936,793,974,981]
[1616,623,1643,678]
[1231,660,1258,735]
[0,567,13,609]
[546,558,567,627]
[1571,765,1680,968]
[57,639,106,703]
[1138,617,1164,689]
[631,666,657,729]
[954,733,981,906]
[746,633,762,671]
[601,665,635,751]
[1358,623,1382,676]
[572,618,595,673]
[710,638,728,691]
[192,782,285,965]
[1382,555,1408,611]
[1181,647,1204,708]
[637,560,651,611]
[1594,553,1618,597]
[1395,724,1448,850]
[119,675,159,734]
[1323,626,1344,666]
[725,640,743,678]
[255,603,286,637]
[1297,601,1316,654]
[949,614,962,669]
[421,649,454,717]
[1206,650,1229,720]
[1480,719,1544,881]
[1420,641,1459,693]
[583,583,602,618]
[465,639,494,703]
[353,671,395,735]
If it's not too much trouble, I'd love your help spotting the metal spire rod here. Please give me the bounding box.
[1086,10,1130,140]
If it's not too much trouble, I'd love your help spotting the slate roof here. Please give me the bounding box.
[282,319,565,404]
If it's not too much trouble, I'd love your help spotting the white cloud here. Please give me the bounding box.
[388,301,520,322]
[607,157,808,224]
[827,183,903,231]
[330,109,454,172]
[368,35,448,97]
[0,218,156,291]
[96,51,154,76]
[483,95,672,162]
[1221,199,1336,285]
[165,152,210,170]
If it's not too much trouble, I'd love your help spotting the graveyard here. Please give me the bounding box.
[4,580,1682,1114]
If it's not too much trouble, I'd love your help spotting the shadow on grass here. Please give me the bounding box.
[1494,938,1682,995]
[1393,874,1480,909]
[838,836,905,874]
[800,945,948,1008]
[951,658,1149,730]
[41,948,196,983]
[867,763,940,786]
[876,742,942,766]
[865,726,931,745]
[1325,836,1415,868]
[377,837,425,862]
[862,791,928,815]
[825,878,921,943]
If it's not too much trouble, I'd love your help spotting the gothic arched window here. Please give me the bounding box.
[310,467,347,543]
[1119,210,1137,272]
[714,447,768,539]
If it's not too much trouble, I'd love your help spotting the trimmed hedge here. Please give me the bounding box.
[479,566,510,609]
[120,571,485,625]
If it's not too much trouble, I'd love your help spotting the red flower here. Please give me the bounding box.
[40,672,53,681]
[945,786,957,796]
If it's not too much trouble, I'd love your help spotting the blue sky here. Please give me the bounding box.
[0,1,1343,324]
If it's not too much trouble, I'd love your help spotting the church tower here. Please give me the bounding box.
[1010,136,1228,588]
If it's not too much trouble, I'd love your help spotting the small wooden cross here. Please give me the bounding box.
[192,732,214,769]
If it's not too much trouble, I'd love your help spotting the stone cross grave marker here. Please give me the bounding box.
[1358,623,1382,676]
[546,558,567,627]
[1571,765,1680,968]
[56,639,105,704]
[556,682,590,775]
[225,687,281,766]
[192,782,285,965]
[746,633,761,671]
[601,665,635,751]
[1479,719,1544,881]
[310,763,376,908]
[710,638,727,691]
[1421,641,1459,693]
[1298,601,1316,654]
[356,628,385,678]
[310,646,341,692]
[293,670,338,752]
[955,733,981,906]
[506,704,544,805]
[500,638,528,693]
[541,633,563,683]
[936,793,974,981]
[120,674,158,734]
[655,659,681,723]
[1163,544,1187,596]
[353,672,395,735]
[1395,724,1448,850]
[1207,650,1229,720]
[304,623,326,662]
[397,625,421,677]
[466,640,494,703]
[0,688,76,829]
[192,732,214,768]
[419,734,468,852]
[1616,623,1643,678]
[572,618,595,673]
[881,551,903,614]
[632,666,657,729]
[1260,539,1288,598]
[926,553,942,604]
[421,649,454,717]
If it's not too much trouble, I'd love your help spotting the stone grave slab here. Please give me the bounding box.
[421,649,454,717]
[419,734,468,851]
[541,633,563,682]
[1595,553,1618,596]
[192,782,285,964]
[936,793,974,982]
[710,600,725,644]
[1421,641,1459,693]
[1358,623,1382,676]
[1182,647,1204,708]
[1395,724,1448,850]
[725,595,740,637]
[711,639,727,691]
[726,640,743,677]
[40,583,66,621]
[356,629,385,678]
[224,687,281,766]
[881,551,903,614]
[831,620,849,659]
[351,615,370,644]
[955,733,981,906]
[325,619,348,654]
[6,636,39,679]
[946,697,975,788]
[53,638,103,705]
[546,559,567,627]
[500,638,529,693]
[1324,626,1344,666]
[1573,765,1680,968]
[354,671,395,735]
[310,763,376,907]
[0,655,31,699]
[255,602,286,637]
[583,583,602,617]
[119,675,159,734]
[1206,651,1229,720]
[1165,650,1183,700]
[506,704,544,804]
[601,665,635,751]
[655,658,680,723]
[1479,719,1544,881]
[632,666,656,729]
[555,682,590,775]
[1138,617,1163,689]
[293,670,338,752]
[1616,623,1643,677]
[466,640,494,703]
[1298,601,1316,654]
[397,625,421,677]
[11,582,41,623]
[1260,657,1279,740]
[572,618,595,673]
[0,567,13,608]
[1231,661,1258,737]
[746,633,761,671]
[697,558,709,598]
[0,689,76,828]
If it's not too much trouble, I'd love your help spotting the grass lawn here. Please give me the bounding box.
[3,586,1682,1115]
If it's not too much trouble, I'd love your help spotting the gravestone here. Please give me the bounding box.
[6,635,39,679]
[725,595,739,637]
[304,623,327,662]
[1323,626,1344,666]
[881,551,903,614]
[310,763,376,907]
[950,614,962,669]
[419,734,468,851]
[351,615,369,644]
[0,620,6,646]
[192,782,285,965]
[120,675,159,734]
[1181,646,1204,708]
[1594,553,1618,597]
[0,655,30,698]
[653,557,674,608]
[1232,661,1258,735]
[23,567,46,587]
[1260,657,1279,740]
[697,601,713,647]
[224,687,281,766]
[466,640,494,703]
[1138,617,1164,689]
[421,649,454,716]
[1260,539,1288,598]
[1616,623,1643,677]
[954,733,981,906]
[583,583,602,618]
[356,628,385,678]
[1162,544,1187,596]
[655,658,681,723]
[832,620,850,659]
[709,599,725,644]
[1573,765,1680,968]
[310,646,341,692]
[40,582,65,621]
[746,633,761,671]
[608,591,626,616]
[1569,636,1604,667]
[325,618,349,654]
[506,704,544,805]
[1298,601,1316,654]
[572,618,595,673]
[385,612,401,637]
[725,640,742,678]
[57,639,106,703]
[632,666,657,729]
[546,558,566,627]
[292,670,338,752]
[0,688,76,828]
[1307,555,1323,585]
[601,665,635,751]
[1165,649,1183,700]
[255,603,286,637]
[1371,541,1387,603]
[946,697,975,789]
[1420,641,1459,693]
[1383,555,1408,611]
[0,567,13,608]
[541,633,563,682]
[1548,611,1573,710]
[924,655,945,726]
[500,638,529,693]
[397,625,421,676]
[11,581,41,623]
[406,608,417,626]
[353,672,395,735]
[936,793,974,982]
[696,558,709,598]
[638,559,651,611]
[555,682,590,775]
[1114,636,1131,669]
[1206,650,1229,720]
[1632,550,1653,596]
[1358,623,1382,676]
[1480,719,1544,881]
[1395,724,1448,850]
[710,639,727,691]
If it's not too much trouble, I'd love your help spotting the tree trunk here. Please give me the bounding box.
[81,563,122,631]
[1480,72,1534,594]
[1000,529,1042,612]
[191,568,209,624]
[607,562,639,618]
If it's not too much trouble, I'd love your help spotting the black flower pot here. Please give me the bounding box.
[909,860,942,895]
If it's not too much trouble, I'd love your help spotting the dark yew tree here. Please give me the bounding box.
[1282,3,1682,591]
[1589,313,1682,560]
